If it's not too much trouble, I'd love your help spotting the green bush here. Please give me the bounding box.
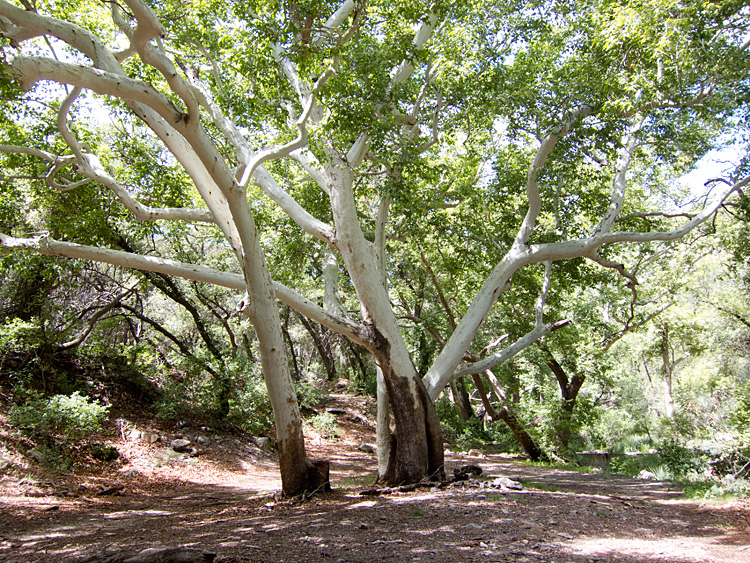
[10,390,109,443]
[305,412,339,439]
[659,439,706,478]
[228,378,274,435]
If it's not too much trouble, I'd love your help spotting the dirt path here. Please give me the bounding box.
[1,395,749,562]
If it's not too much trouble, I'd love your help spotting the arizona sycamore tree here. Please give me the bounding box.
[1,0,748,493]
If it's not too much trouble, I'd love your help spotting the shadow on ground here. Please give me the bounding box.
[2,454,748,563]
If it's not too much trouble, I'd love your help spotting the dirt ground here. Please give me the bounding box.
[1,394,749,563]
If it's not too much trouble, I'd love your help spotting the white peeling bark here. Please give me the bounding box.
[374,194,392,475]
[10,56,183,123]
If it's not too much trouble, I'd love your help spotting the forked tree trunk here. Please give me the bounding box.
[374,347,445,485]
[329,166,445,486]
[542,345,585,449]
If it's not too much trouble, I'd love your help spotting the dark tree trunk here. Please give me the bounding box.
[493,405,548,462]
[281,306,302,381]
[374,349,445,486]
[297,313,337,381]
[451,378,474,421]
[471,373,498,420]
[344,340,371,386]
[542,345,585,449]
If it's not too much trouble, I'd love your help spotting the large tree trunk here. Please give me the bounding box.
[228,193,325,497]
[328,166,444,485]
[374,348,445,485]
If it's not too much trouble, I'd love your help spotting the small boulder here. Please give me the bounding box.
[141,432,160,444]
[97,483,125,496]
[254,437,273,453]
[490,476,523,490]
[357,443,375,454]
[171,439,192,453]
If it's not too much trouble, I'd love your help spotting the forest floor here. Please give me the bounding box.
[1,392,749,563]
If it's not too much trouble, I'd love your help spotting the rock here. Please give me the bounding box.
[0,457,12,471]
[490,477,523,490]
[638,469,657,480]
[28,448,45,463]
[326,408,347,415]
[467,449,484,458]
[127,429,160,443]
[97,483,125,496]
[155,450,183,463]
[254,437,273,453]
[141,432,160,444]
[347,414,368,425]
[454,464,483,480]
[357,443,375,454]
[195,435,210,446]
[171,439,192,452]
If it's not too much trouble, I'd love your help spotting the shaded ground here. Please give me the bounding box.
[1,394,749,562]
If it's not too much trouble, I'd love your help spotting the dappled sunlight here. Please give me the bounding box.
[564,536,725,562]
[2,464,748,563]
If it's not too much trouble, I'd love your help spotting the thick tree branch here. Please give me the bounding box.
[0,0,121,70]
[9,56,184,124]
[591,118,643,237]
[55,89,215,223]
[447,319,571,383]
[0,233,367,347]
[517,105,595,247]
[238,67,335,189]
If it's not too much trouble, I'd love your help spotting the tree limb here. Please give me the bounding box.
[0,232,368,347]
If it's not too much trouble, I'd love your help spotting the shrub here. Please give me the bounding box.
[306,412,339,439]
[659,439,706,478]
[10,390,109,443]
